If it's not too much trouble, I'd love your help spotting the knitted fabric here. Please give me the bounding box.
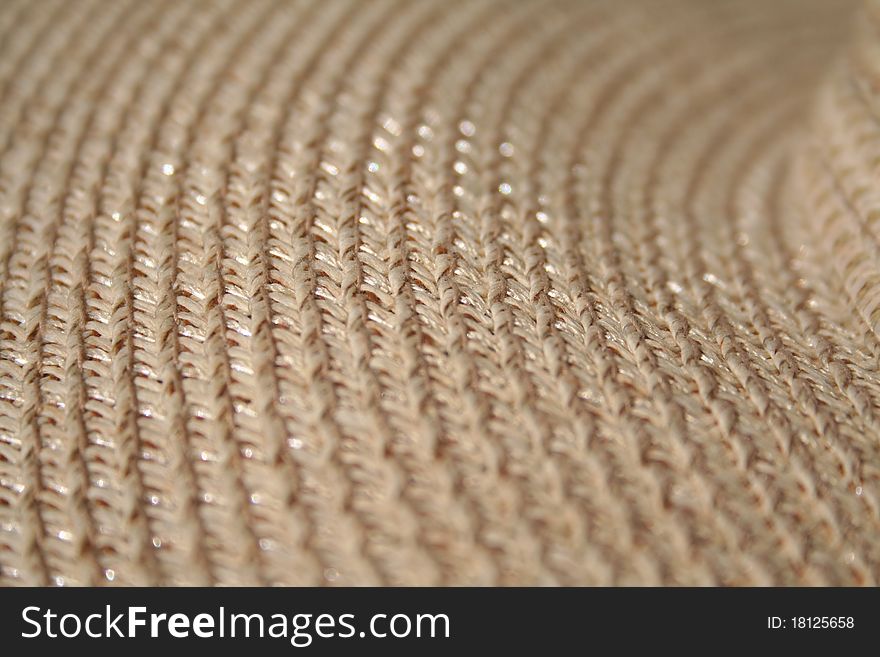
[1,0,879,586]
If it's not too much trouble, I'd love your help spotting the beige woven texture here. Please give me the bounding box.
[2,0,880,586]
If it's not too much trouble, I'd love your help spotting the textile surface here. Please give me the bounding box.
[2,0,880,585]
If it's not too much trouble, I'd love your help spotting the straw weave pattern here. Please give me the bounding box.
[2,0,880,585]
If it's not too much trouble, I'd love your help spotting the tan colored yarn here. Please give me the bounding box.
[1,0,879,586]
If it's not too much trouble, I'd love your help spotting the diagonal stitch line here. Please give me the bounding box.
[168,0,326,583]
[0,0,146,587]
[125,4,279,581]
[33,0,187,586]
[595,19,832,583]
[79,0,246,585]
